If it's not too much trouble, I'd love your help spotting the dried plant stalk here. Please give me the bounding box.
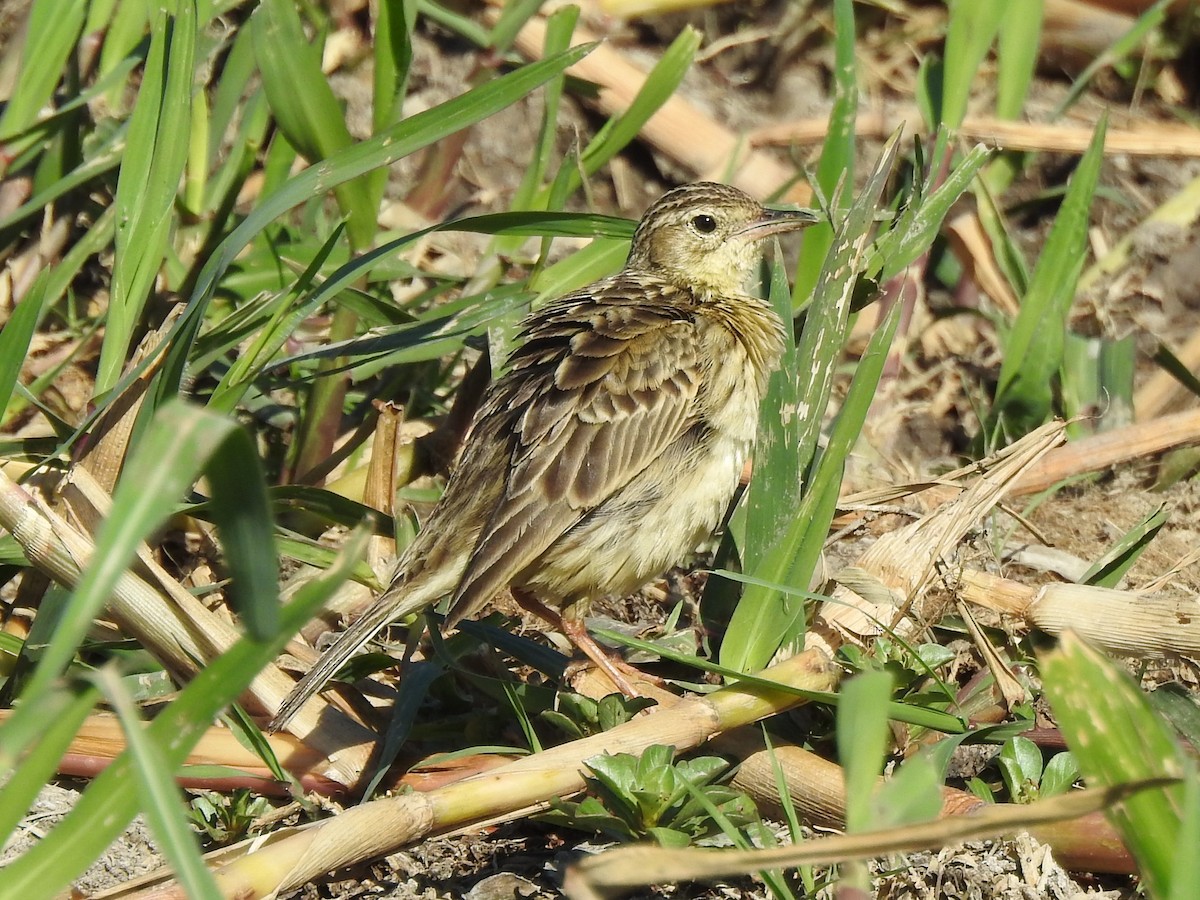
[808,421,1068,658]
[751,111,1200,157]
[959,570,1200,657]
[117,648,837,899]
[0,710,347,797]
[719,731,1135,874]
[563,782,1152,900]
[1010,408,1200,496]
[0,465,374,784]
[487,4,809,203]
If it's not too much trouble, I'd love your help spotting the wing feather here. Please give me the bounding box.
[443,284,703,625]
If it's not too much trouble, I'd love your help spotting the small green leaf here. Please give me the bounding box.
[1040,752,1081,797]
[998,736,1043,802]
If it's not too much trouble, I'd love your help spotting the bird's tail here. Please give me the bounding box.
[269,566,458,732]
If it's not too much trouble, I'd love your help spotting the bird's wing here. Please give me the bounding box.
[445,288,704,622]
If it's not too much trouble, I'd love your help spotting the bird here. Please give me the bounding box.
[271,182,818,730]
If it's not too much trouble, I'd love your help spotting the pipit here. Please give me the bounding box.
[272,182,817,730]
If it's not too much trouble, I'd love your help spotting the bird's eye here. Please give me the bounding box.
[691,214,717,234]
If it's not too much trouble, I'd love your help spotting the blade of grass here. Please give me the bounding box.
[870,144,991,284]
[152,43,595,413]
[251,0,377,250]
[989,117,1107,440]
[720,138,903,674]
[0,683,100,848]
[1041,632,1195,900]
[550,26,701,202]
[743,260,801,569]
[96,0,197,394]
[0,273,48,416]
[5,400,260,727]
[838,671,894,834]
[1080,502,1168,588]
[940,1,1004,129]
[373,0,418,130]
[94,665,221,900]
[1051,0,1172,117]
[96,0,153,109]
[0,0,87,158]
[509,4,577,214]
[792,0,856,307]
[596,627,965,734]
[0,527,370,899]
[205,424,280,641]
[995,0,1042,120]
[207,225,346,413]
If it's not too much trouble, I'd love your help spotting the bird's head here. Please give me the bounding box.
[626,182,819,295]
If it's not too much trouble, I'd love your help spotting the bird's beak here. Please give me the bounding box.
[739,206,821,241]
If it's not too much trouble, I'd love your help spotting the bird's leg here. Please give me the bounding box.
[510,588,644,699]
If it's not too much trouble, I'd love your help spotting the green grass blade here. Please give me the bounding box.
[251,0,377,249]
[940,0,1004,128]
[154,44,595,406]
[1041,632,1195,900]
[990,118,1106,438]
[488,0,545,54]
[206,24,257,170]
[794,135,900,486]
[871,144,991,283]
[558,27,700,198]
[373,0,418,129]
[11,399,240,710]
[0,274,48,416]
[0,683,100,848]
[94,667,221,900]
[719,137,902,674]
[596,627,966,734]
[1052,0,1172,117]
[1061,332,1135,435]
[509,4,577,214]
[0,0,87,149]
[1080,502,1167,588]
[96,0,153,108]
[208,212,629,394]
[792,0,856,307]
[204,426,280,641]
[207,225,346,413]
[742,261,801,570]
[0,133,124,234]
[415,0,490,47]
[0,528,370,899]
[531,236,630,303]
[839,671,893,833]
[995,0,1043,119]
[97,0,197,394]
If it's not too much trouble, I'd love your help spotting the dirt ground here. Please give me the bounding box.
[6,0,1200,897]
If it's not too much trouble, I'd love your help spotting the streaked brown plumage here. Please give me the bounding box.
[271,182,817,730]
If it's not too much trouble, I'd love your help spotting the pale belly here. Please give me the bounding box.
[516,427,751,609]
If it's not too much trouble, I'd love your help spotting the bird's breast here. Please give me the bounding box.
[694,298,784,442]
